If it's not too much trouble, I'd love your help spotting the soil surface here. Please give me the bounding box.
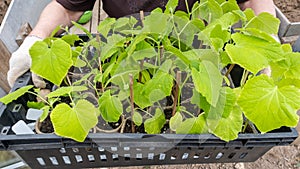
[274,0,300,22]
[0,0,10,25]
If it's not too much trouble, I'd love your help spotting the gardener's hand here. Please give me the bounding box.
[7,36,46,88]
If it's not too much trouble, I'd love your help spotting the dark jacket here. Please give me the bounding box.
[56,0,248,18]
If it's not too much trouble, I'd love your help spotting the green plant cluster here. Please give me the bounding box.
[1,0,300,142]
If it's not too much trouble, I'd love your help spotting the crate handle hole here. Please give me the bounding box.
[148,153,154,160]
[111,146,118,151]
[193,154,200,159]
[62,156,71,164]
[136,153,142,160]
[88,155,95,162]
[72,148,79,153]
[49,157,59,165]
[112,154,118,161]
[159,153,166,160]
[228,153,236,159]
[59,148,66,154]
[124,154,131,161]
[98,147,105,152]
[239,153,248,159]
[12,104,22,112]
[204,153,211,159]
[215,152,223,159]
[36,157,46,166]
[171,155,177,160]
[75,155,83,163]
[100,155,107,161]
[1,126,10,135]
[86,147,92,152]
[182,153,189,160]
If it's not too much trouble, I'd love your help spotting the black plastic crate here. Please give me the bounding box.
[0,72,298,168]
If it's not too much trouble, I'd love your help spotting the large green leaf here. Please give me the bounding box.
[98,90,123,122]
[144,108,166,134]
[50,100,98,142]
[192,87,243,141]
[133,83,151,109]
[0,85,33,104]
[191,61,222,107]
[30,39,73,86]
[245,12,280,35]
[271,52,300,80]
[142,12,172,36]
[238,75,300,132]
[176,114,208,134]
[183,49,219,67]
[225,33,283,74]
[169,112,183,131]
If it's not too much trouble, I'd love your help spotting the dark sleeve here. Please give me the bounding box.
[236,0,249,3]
[56,0,96,11]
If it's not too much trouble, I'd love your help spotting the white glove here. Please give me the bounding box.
[7,36,46,88]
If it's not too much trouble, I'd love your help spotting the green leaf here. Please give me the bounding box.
[144,109,166,134]
[245,12,280,35]
[198,0,223,23]
[225,33,283,74]
[238,75,300,132]
[97,18,116,38]
[51,100,98,142]
[133,83,151,109]
[191,61,223,106]
[133,111,143,126]
[242,28,279,43]
[98,90,123,122]
[30,39,73,86]
[47,86,88,98]
[61,34,81,46]
[72,21,93,39]
[183,49,220,67]
[193,87,243,142]
[27,101,45,109]
[143,71,173,103]
[131,48,157,61]
[165,0,178,13]
[0,85,33,104]
[101,34,126,61]
[165,45,191,66]
[110,57,140,90]
[220,0,240,13]
[243,8,256,21]
[39,106,50,122]
[176,114,208,134]
[271,52,300,80]
[169,112,183,131]
[142,12,172,36]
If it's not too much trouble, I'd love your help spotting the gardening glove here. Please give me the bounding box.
[7,35,46,88]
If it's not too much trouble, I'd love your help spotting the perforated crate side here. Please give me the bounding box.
[11,129,298,169]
